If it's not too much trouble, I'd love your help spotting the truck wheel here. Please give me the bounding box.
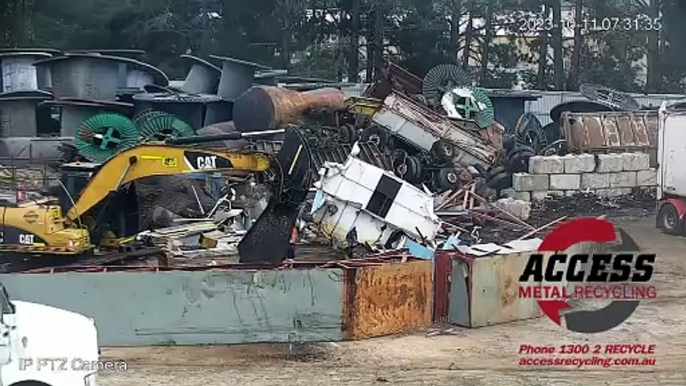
[404,156,423,183]
[435,167,461,191]
[361,126,388,148]
[657,202,685,235]
[338,124,357,144]
[431,140,456,162]
[507,150,534,173]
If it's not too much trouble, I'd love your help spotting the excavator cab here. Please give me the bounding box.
[56,162,98,213]
[58,162,140,247]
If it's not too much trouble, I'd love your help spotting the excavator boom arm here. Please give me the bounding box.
[65,144,272,221]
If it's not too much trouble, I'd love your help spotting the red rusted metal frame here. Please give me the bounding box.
[468,209,531,230]
[18,253,418,274]
[365,62,423,100]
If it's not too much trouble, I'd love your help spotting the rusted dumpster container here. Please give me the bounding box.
[562,110,658,152]
[434,247,550,328]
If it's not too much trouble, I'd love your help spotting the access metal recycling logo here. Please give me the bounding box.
[518,218,657,333]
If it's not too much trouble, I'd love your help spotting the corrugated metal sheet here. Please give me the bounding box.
[526,91,685,126]
[343,260,432,339]
[0,269,345,346]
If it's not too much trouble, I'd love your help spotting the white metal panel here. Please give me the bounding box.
[313,158,441,247]
[357,163,384,187]
[657,109,686,198]
[385,185,439,240]
[320,174,374,206]
[373,108,437,150]
[344,157,367,183]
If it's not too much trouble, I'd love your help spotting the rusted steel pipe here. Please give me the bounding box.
[232,85,346,132]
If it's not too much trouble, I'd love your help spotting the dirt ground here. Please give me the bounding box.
[98,213,686,386]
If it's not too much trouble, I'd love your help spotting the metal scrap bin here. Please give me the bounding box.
[0,257,433,346]
[342,258,433,340]
[434,251,546,328]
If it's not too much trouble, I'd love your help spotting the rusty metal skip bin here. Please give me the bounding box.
[562,110,658,152]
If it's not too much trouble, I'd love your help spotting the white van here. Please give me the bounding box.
[0,284,98,386]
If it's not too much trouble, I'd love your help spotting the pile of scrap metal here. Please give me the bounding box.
[135,194,249,262]
[484,83,656,195]
[302,145,553,260]
[352,62,503,195]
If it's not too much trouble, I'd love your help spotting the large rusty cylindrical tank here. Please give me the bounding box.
[232,86,346,132]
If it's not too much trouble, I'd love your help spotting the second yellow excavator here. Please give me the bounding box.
[0,127,315,269]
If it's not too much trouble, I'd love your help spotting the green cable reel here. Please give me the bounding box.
[134,110,195,141]
[75,113,139,162]
[450,87,495,129]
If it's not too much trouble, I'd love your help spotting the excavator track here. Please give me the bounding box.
[0,247,163,273]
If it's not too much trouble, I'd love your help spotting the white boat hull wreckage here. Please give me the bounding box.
[311,145,441,251]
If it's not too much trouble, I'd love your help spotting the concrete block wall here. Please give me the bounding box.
[512,153,656,201]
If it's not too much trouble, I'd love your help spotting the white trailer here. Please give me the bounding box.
[656,105,686,234]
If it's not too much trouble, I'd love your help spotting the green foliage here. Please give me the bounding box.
[389,3,453,77]
[1,0,685,92]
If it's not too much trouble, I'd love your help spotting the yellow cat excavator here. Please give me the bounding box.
[0,127,314,269]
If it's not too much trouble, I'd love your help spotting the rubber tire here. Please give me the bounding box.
[485,166,507,182]
[503,134,516,151]
[435,167,461,191]
[391,149,408,163]
[487,172,513,191]
[657,202,685,235]
[338,124,357,144]
[361,126,389,148]
[507,145,535,160]
[405,156,423,183]
[508,146,535,160]
[431,140,456,162]
[507,151,534,173]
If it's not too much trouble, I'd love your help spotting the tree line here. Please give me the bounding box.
[1,0,684,93]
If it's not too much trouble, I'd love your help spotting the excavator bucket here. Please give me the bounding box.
[238,128,314,264]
